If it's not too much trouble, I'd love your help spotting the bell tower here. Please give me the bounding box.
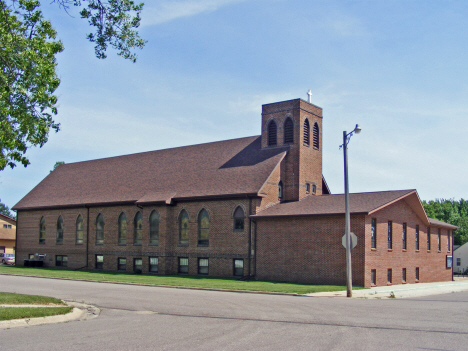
[261,98,323,201]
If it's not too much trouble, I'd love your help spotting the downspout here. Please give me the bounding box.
[247,197,252,278]
[86,206,89,269]
[451,230,454,281]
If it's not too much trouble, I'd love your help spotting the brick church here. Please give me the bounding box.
[13,98,456,287]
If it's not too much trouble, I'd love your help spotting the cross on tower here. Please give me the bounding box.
[307,90,312,103]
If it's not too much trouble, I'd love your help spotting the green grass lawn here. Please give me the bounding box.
[0,292,65,305]
[0,307,73,321]
[0,266,361,294]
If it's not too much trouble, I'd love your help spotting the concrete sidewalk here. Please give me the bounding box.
[307,279,468,298]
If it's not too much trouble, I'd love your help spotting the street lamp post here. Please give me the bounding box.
[341,124,361,297]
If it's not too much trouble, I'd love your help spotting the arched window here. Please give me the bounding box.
[149,211,159,245]
[198,209,210,246]
[76,215,84,244]
[179,210,189,245]
[233,206,245,231]
[313,122,319,149]
[39,217,46,244]
[278,181,284,199]
[303,119,310,146]
[56,216,63,244]
[134,211,143,245]
[268,120,277,146]
[96,214,104,245]
[118,212,127,245]
[284,117,294,144]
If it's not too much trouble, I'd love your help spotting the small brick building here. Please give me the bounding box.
[13,98,456,287]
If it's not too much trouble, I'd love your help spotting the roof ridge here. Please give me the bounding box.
[319,189,415,197]
[61,135,261,167]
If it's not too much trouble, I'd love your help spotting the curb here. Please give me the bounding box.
[0,301,100,329]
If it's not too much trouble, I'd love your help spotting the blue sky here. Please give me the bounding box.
[1,0,467,209]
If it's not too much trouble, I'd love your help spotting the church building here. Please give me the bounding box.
[13,98,456,287]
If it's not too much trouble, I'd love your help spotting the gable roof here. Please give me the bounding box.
[13,136,289,210]
[253,190,430,222]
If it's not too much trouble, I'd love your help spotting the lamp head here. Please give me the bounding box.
[354,124,361,134]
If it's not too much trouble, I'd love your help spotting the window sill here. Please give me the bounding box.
[415,280,419,283]
[387,249,393,252]
[118,243,127,246]
[415,250,420,252]
[233,229,244,233]
[56,242,63,245]
[427,250,431,253]
[402,281,407,284]
[402,249,407,252]
[387,283,392,286]
[149,243,159,246]
[75,242,83,245]
[197,245,210,248]
[133,244,142,246]
[371,248,377,251]
[313,146,319,151]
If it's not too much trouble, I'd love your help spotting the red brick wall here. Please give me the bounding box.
[16,198,253,278]
[365,199,452,287]
[255,199,452,287]
[16,208,88,268]
[255,214,366,286]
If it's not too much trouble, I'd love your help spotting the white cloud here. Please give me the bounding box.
[141,0,247,26]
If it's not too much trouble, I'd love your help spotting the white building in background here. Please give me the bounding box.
[453,242,468,274]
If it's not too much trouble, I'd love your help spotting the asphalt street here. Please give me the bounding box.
[1,275,467,350]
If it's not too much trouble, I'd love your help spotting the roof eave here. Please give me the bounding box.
[252,211,368,219]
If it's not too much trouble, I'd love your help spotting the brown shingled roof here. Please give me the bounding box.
[14,136,289,210]
[428,217,458,230]
[253,189,425,219]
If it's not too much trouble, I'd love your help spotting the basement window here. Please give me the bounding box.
[118,257,126,271]
[149,257,159,273]
[198,258,209,275]
[134,258,142,274]
[178,257,188,274]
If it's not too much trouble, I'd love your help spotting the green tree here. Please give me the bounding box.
[423,199,468,246]
[0,0,145,171]
[50,160,64,172]
[0,200,15,218]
